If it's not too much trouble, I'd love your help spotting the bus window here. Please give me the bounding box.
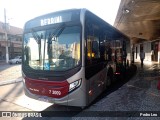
[92,39,99,59]
[87,36,100,60]
[104,42,112,61]
[114,40,123,63]
[99,41,105,61]
[87,36,92,59]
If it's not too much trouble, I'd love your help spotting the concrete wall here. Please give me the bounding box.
[143,42,151,62]
[134,42,152,62]
[134,40,160,63]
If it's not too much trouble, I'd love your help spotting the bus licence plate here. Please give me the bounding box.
[38,96,49,102]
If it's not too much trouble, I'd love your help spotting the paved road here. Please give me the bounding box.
[0,64,22,83]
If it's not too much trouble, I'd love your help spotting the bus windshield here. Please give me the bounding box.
[23,25,81,71]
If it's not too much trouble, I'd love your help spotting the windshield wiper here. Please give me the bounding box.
[31,29,41,44]
[31,29,42,65]
[46,23,65,70]
[48,23,65,42]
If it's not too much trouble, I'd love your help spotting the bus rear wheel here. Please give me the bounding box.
[106,67,114,86]
[106,75,111,86]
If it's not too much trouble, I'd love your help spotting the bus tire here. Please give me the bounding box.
[106,75,111,86]
[106,67,114,86]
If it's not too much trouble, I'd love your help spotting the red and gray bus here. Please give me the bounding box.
[22,9,130,108]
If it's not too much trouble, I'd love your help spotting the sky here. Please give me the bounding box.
[0,0,121,28]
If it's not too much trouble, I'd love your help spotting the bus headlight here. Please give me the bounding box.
[69,79,81,92]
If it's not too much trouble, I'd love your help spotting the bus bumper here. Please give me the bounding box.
[23,81,86,107]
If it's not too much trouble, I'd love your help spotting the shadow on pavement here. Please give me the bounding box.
[0,83,22,100]
[86,64,137,108]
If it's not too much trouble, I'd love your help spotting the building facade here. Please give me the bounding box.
[0,21,23,60]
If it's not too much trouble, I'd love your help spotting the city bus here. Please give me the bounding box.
[22,9,130,108]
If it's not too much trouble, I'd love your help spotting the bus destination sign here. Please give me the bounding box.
[40,16,62,26]
[24,10,80,29]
